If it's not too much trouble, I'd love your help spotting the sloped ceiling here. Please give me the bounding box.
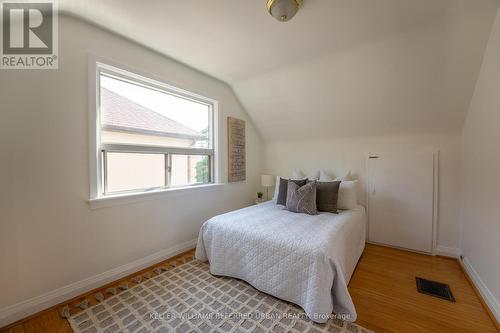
[60,0,499,141]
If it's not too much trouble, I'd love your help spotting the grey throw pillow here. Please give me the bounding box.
[315,181,341,213]
[286,181,317,215]
[277,178,307,205]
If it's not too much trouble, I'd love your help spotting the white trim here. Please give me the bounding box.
[101,144,214,156]
[97,63,218,107]
[364,152,371,241]
[431,151,439,255]
[461,257,500,323]
[88,54,101,200]
[368,242,462,259]
[435,245,461,258]
[213,99,221,184]
[0,238,197,328]
[366,241,433,256]
[88,183,223,209]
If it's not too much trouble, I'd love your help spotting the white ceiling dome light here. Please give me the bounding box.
[266,0,303,22]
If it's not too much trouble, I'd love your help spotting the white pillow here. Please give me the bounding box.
[319,170,333,181]
[272,176,281,201]
[337,180,358,210]
[306,170,320,180]
[291,170,320,180]
[291,170,304,180]
[334,171,353,181]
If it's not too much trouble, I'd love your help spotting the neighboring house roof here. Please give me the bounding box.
[101,88,204,140]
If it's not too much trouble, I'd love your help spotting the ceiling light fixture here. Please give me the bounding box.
[267,0,302,22]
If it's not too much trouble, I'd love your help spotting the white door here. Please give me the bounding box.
[367,151,435,253]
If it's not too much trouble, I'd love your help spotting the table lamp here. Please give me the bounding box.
[261,174,274,200]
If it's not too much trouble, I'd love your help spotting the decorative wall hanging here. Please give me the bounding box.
[227,116,246,182]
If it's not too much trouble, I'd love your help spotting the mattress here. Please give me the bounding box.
[195,201,367,323]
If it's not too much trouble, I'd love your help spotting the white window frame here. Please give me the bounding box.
[88,56,220,207]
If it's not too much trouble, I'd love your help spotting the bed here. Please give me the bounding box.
[195,201,367,323]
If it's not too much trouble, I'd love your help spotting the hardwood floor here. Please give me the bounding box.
[349,244,498,332]
[2,244,497,332]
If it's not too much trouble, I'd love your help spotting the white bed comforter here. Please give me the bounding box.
[195,201,367,323]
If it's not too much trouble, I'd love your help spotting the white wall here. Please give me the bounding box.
[264,133,461,252]
[0,15,263,320]
[460,8,500,321]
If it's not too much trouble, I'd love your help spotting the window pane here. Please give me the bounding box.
[100,74,211,149]
[171,155,210,186]
[106,152,165,193]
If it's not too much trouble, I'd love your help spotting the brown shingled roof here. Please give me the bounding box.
[101,88,204,140]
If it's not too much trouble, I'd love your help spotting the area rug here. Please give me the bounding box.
[68,260,373,333]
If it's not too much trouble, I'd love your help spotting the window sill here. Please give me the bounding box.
[88,183,224,210]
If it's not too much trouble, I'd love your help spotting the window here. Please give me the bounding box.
[92,62,217,197]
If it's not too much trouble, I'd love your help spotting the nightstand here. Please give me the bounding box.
[254,199,270,205]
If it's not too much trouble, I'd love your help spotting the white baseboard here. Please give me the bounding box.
[435,245,461,258]
[0,238,197,328]
[461,257,500,324]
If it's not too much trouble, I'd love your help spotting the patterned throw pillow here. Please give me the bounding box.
[286,181,317,215]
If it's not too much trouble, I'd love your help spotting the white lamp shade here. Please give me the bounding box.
[261,174,274,187]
